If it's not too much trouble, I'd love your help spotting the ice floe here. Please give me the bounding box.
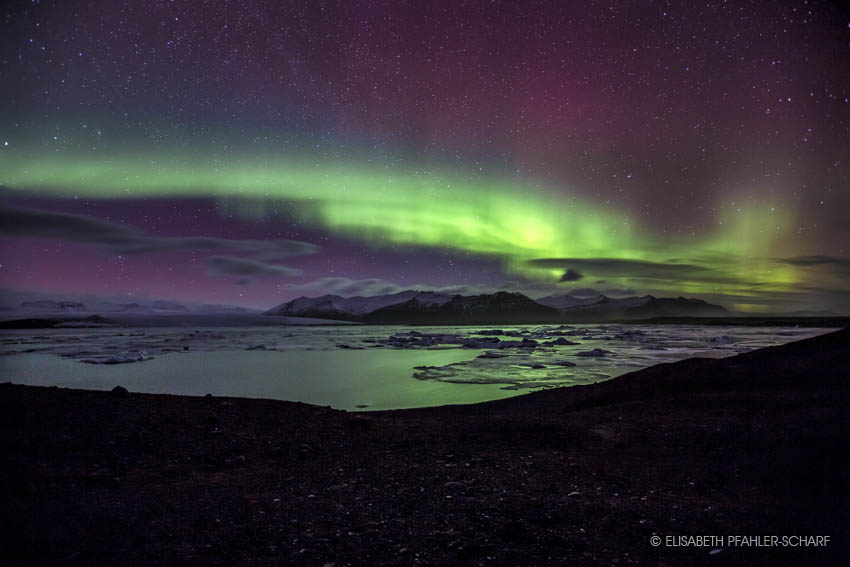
[0,323,831,392]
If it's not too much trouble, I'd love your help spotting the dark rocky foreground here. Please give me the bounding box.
[1,329,849,566]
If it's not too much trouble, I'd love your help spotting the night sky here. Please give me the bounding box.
[1,0,849,313]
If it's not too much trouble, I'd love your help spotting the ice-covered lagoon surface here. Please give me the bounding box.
[0,324,832,410]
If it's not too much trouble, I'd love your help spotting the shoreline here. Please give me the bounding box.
[2,328,848,565]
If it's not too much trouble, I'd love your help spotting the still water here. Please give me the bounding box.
[0,324,831,410]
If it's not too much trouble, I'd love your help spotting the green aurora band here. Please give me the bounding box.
[0,146,802,309]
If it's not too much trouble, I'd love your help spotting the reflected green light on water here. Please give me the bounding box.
[3,349,519,410]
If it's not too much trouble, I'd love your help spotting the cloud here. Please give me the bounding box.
[0,204,318,257]
[283,276,609,300]
[527,257,712,280]
[558,268,583,282]
[206,256,301,280]
[778,255,850,273]
[1,203,139,245]
[117,236,317,257]
[284,277,496,298]
[565,287,602,297]
[285,277,409,297]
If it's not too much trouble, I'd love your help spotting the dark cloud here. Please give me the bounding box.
[696,285,850,315]
[1,203,139,245]
[778,256,850,273]
[558,268,583,282]
[528,258,712,280]
[206,256,301,279]
[119,236,317,257]
[0,204,318,257]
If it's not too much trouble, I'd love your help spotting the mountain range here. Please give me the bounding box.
[14,299,254,315]
[20,300,88,312]
[9,291,729,324]
[265,290,729,324]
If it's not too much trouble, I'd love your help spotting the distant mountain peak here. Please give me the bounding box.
[265,289,727,324]
[21,300,87,312]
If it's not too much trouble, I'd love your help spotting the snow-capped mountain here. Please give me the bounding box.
[266,290,728,323]
[268,291,562,324]
[20,300,88,312]
[537,293,728,320]
[151,300,191,313]
[117,302,153,313]
[361,291,562,324]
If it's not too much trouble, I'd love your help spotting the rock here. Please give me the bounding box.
[110,385,129,396]
[222,455,247,468]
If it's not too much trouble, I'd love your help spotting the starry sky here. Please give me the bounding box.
[1,0,849,313]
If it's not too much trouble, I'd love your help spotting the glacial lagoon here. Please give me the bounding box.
[0,324,832,410]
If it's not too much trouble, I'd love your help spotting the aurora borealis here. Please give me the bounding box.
[1,1,849,313]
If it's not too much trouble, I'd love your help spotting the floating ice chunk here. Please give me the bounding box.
[461,337,501,348]
[576,348,613,357]
[499,338,539,349]
[475,329,523,337]
[541,337,579,346]
[379,332,467,348]
[80,350,151,364]
[615,329,646,340]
